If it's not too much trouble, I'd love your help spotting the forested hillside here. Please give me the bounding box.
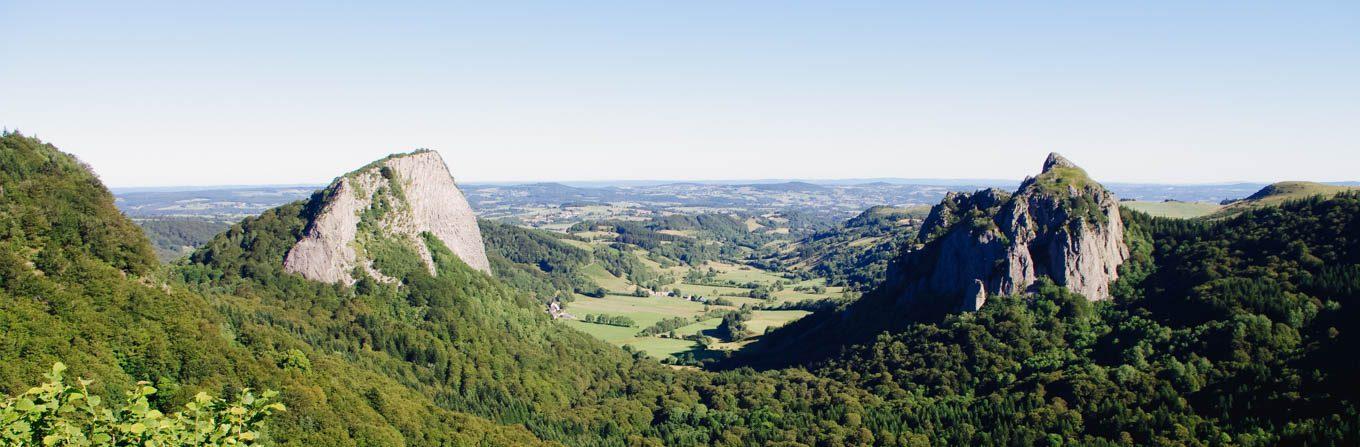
[776,205,926,291]
[732,194,1360,445]
[0,133,554,445]
[480,219,659,303]
[135,217,233,261]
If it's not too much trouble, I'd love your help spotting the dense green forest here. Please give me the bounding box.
[5,132,1360,446]
[135,217,233,262]
[733,194,1360,445]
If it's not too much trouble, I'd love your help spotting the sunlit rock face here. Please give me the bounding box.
[894,153,1128,311]
[284,150,490,285]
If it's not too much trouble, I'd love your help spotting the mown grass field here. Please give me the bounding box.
[1122,201,1222,219]
[746,310,810,334]
[561,320,700,359]
[567,293,708,328]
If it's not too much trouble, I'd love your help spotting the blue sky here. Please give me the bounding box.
[1,1,1356,186]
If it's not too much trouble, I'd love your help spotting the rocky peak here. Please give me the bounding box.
[1042,152,1077,172]
[895,153,1127,311]
[283,150,491,285]
[918,188,1010,243]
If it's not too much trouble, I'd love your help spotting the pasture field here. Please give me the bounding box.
[558,242,850,361]
[556,238,595,250]
[562,320,702,359]
[668,282,751,299]
[672,318,722,337]
[704,261,787,284]
[623,337,700,359]
[567,293,708,328]
[581,263,635,293]
[746,310,811,334]
[1122,201,1222,219]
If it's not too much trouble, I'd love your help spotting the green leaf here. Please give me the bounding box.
[128,422,146,434]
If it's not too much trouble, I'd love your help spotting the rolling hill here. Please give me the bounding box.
[1212,181,1359,217]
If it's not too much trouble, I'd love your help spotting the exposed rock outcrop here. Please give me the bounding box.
[283,150,490,284]
[895,153,1127,310]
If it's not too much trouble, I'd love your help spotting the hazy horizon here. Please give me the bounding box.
[103,176,1360,192]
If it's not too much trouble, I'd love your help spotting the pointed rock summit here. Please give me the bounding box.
[283,150,490,284]
[895,152,1127,310]
[1042,152,1076,171]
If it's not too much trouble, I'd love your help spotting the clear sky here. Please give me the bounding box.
[1,1,1356,187]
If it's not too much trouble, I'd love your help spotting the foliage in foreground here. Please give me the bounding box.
[1,363,283,446]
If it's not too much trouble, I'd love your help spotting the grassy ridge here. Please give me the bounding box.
[1214,181,1359,217]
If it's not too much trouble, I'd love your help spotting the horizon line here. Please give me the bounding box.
[104,177,1354,192]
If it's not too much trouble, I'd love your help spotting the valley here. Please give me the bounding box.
[6,133,1360,445]
[110,175,1357,364]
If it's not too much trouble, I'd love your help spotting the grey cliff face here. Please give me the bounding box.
[898,152,1127,310]
[283,150,491,285]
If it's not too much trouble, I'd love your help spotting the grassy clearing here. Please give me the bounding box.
[555,237,595,251]
[567,293,708,328]
[562,294,713,359]
[669,282,751,298]
[672,318,722,337]
[746,310,810,334]
[562,320,701,359]
[581,263,634,293]
[561,254,844,361]
[573,230,617,240]
[623,337,700,359]
[562,320,639,341]
[709,264,786,284]
[1122,201,1222,219]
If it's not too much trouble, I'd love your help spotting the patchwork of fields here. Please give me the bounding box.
[557,234,846,361]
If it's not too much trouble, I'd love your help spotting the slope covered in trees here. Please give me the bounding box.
[729,194,1360,444]
[479,219,659,304]
[776,205,925,291]
[136,217,233,261]
[0,133,566,445]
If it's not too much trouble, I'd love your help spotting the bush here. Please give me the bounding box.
[0,363,284,446]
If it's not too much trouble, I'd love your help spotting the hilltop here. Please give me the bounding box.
[735,152,1131,364]
[0,133,555,444]
[1212,181,1359,217]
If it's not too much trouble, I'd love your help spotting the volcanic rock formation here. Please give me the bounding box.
[283,150,491,284]
[896,153,1127,310]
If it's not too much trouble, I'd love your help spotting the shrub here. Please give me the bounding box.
[0,363,284,446]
